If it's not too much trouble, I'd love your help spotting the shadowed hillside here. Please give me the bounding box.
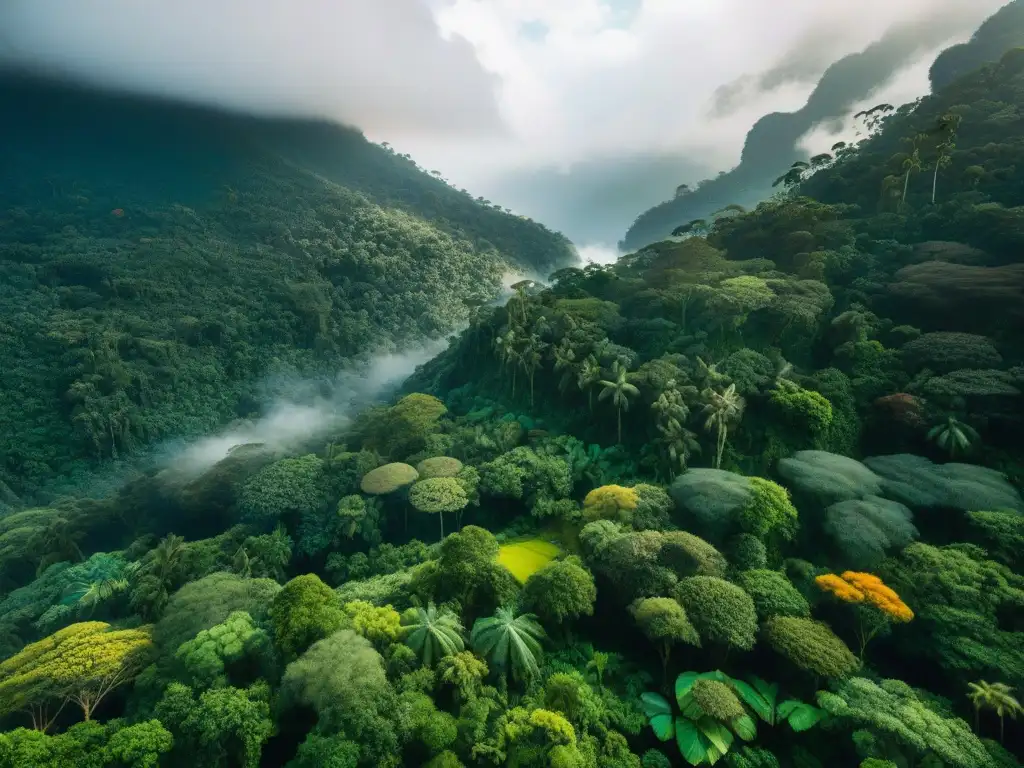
[0,72,575,499]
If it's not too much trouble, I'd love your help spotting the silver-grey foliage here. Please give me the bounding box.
[777,451,882,506]
[863,454,1024,513]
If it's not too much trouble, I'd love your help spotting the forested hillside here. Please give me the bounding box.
[620,0,1024,251]
[0,72,574,500]
[0,38,1021,767]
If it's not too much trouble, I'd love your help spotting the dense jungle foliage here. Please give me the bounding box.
[0,72,574,501]
[2,22,1024,768]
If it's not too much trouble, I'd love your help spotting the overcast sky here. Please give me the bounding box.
[0,0,1009,238]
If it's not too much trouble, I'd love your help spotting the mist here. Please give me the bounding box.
[163,340,450,481]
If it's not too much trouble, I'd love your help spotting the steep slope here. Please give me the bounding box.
[929,0,1024,90]
[801,47,1024,246]
[0,72,574,499]
[619,1,1024,252]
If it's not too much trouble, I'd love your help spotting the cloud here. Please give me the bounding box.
[0,0,503,136]
[0,0,1009,246]
[405,1,1004,178]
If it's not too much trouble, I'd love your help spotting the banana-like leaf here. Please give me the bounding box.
[729,679,774,725]
[779,700,827,732]
[678,692,705,721]
[675,671,701,705]
[641,692,672,718]
[675,717,711,766]
[650,713,675,741]
[699,717,734,756]
[641,692,676,741]
[750,676,779,707]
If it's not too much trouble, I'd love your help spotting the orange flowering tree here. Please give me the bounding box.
[815,571,913,659]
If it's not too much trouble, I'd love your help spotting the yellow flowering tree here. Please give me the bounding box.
[815,571,913,659]
[582,485,639,525]
[0,621,153,729]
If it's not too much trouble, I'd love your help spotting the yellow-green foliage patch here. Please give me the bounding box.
[497,539,561,583]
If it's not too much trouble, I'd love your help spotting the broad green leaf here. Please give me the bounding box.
[706,741,726,766]
[641,691,673,718]
[699,717,734,755]
[675,717,711,766]
[750,676,779,708]
[679,693,705,721]
[776,699,799,718]
[730,679,774,724]
[784,702,827,732]
[675,671,701,704]
[730,713,758,741]
[650,713,675,741]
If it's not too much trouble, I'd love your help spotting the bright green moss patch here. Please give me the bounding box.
[496,539,561,583]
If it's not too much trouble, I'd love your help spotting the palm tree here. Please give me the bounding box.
[30,517,86,576]
[69,560,139,613]
[701,383,745,469]
[657,420,701,478]
[509,280,535,323]
[599,361,640,444]
[471,607,546,684]
[576,355,602,411]
[153,533,185,579]
[519,334,546,408]
[651,381,690,429]
[930,113,962,203]
[898,135,927,205]
[493,329,521,398]
[968,680,1021,742]
[927,416,978,457]
[552,339,576,394]
[402,603,465,666]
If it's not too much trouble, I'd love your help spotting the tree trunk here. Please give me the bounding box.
[932,162,940,204]
[902,170,911,202]
[439,512,444,540]
[1000,714,1004,744]
[658,644,670,690]
[617,408,622,444]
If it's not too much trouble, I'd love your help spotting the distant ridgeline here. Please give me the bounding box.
[620,0,1024,251]
[0,71,575,499]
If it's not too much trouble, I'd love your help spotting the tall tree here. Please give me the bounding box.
[967,680,1021,742]
[519,334,547,408]
[599,361,640,444]
[701,383,745,469]
[930,113,962,204]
